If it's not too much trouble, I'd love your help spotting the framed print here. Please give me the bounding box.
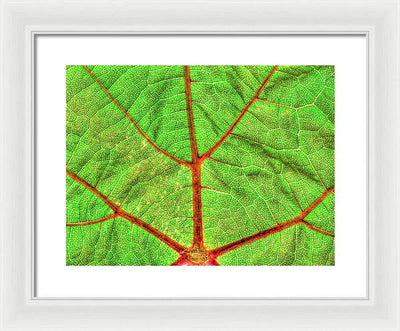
[1,0,399,330]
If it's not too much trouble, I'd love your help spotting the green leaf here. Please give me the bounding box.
[66,65,334,266]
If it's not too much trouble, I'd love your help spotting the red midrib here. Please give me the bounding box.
[183,66,204,249]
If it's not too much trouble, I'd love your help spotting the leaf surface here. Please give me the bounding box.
[66,65,334,266]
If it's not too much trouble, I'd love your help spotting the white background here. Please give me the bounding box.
[36,35,367,298]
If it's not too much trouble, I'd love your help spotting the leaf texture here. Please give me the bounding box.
[66,65,334,266]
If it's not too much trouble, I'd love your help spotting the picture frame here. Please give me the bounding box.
[1,0,399,330]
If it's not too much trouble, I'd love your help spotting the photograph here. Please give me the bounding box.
[66,65,335,266]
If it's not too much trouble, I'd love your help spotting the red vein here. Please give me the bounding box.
[190,164,204,248]
[299,220,334,237]
[184,66,199,162]
[81,65,190,167]
[200,65,279,161]
[67,168,121,212]
[66,168,186,253]
[206,259,220,266]
[210,186,334,258]
[67,213,116,226]
[184,65,204,249]
[171,256,187,266]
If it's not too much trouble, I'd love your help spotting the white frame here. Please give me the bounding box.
[1,0,399,330]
